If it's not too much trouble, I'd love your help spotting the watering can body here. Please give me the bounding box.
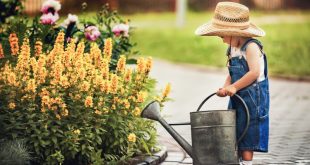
[141,93,249,165]
[191,110,238,164]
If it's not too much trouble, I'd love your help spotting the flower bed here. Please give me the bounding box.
[0,0,170,164]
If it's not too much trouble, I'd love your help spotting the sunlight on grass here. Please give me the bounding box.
[126,11,310,77]
[79,11,310,77]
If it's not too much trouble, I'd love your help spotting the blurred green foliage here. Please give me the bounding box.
[124,11,310,78]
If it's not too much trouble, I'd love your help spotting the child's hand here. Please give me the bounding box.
[223,85,237,96]
[216,88,227,97]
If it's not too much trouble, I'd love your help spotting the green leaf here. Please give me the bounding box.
[141,138,151,155]
[51,137,57,144]
[126,58,137,64]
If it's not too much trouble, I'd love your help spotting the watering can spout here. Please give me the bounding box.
[141,101,201,164]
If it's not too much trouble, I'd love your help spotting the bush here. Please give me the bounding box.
[0,1,171,164]
[0,32,170,164]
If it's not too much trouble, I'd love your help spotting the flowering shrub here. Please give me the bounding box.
[0,0,135,69]
[0,31,170,164]
[0,1,171,164]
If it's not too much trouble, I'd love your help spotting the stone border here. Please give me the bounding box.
[137,146,167,165]
[122,146,168,165]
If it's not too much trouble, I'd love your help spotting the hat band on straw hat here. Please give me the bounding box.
[212,13,250,29]
[212,21,250,30]
[214,13,249,23]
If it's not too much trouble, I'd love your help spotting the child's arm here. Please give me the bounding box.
[217,74,231,97]
[224,43,261,96]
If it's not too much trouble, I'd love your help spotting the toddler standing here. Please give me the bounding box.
[195,2,270,165]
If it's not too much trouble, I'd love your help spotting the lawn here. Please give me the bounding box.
[124,11,310,78]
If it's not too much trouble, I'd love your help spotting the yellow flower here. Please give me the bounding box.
[100,59,109,79]
[41,95,50,106]
[51,61,64,84]
[61,109,69,117]
[103,108,109,114]
[80,81,90,92]
[7,72,17,86]
[9,33,19,56]
[35,40,43,57]
[55,114,61,120]
[124,68,132,82]
[100,80,110,93]
[103,38,112,61]
[73,129,81,135]
[75,42,85,61]
[8,102,16,110]
[116,55,126,74]
[95,110,102,115]
[78,68,86,80]
[123,99,130,109]
[90,42,102,67]
[113,97,119,103]
[0,44,4,59]
[110,74,118,94]
[37,67,47,84]
[145,57,152,74]
[16,39,31,77]
[133,107,141,116]
[127,133,136,143]
[30,57,38,74]
[55,31,65,43]
[84,96,93,108]
[26,79,36,93]
[137,91,147,103]
[64,40,75,67]
[41,107,46,113]
[162,83,171,98]
[60,76,70,88]
[39,88,49,97]
[94,75,103,86]
[74,94,81,100]
[137,57,145,74]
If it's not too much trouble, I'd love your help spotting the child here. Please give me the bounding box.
[195,2,269,165]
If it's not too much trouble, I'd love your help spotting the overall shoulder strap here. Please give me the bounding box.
[241,38,263,52]
[241,38,268,78]
[226,46,231,56]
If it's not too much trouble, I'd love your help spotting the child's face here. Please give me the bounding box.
[220,36,231,45]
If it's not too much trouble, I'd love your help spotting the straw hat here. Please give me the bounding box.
[195,2,265,37]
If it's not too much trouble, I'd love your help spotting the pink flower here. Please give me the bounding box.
[41,0,61,14]
[40,12,59,25]
[61,14,78,27]
[84,26,101,41]
[112,23,129,37]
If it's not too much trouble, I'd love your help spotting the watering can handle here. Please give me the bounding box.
[196,92,250,145]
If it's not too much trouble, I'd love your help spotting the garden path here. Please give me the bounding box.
[149,59,310,165]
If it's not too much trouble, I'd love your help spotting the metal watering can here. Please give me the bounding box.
[141,93,250,165]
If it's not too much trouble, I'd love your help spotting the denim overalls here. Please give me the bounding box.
[227,39,269,152]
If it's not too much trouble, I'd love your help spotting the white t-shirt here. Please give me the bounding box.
[230,47,265,82]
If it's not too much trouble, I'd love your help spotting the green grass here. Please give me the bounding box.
[124,11,310,78]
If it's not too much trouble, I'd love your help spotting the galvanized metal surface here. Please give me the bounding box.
[190,110,239,165]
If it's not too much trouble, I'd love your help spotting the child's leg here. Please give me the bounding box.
[241,150,253,160]
[240,150,253,165]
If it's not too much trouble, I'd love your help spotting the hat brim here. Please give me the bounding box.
[195,22,265,37]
